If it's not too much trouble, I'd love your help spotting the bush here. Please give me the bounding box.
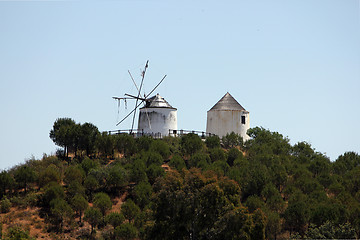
[1,197,11,213]
[205,135,221,149]
[114,223,138,240]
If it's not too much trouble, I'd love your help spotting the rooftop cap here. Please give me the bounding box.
[209,92,246,111]
[142,94,176,109]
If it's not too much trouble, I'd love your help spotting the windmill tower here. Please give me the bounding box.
[138,94,177,138]
[113,61,177,137]
[206,92,250,141]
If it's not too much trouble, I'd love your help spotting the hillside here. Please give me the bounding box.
[0,118,360,239]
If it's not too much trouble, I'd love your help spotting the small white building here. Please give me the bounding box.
[138,94,177,138]
[206,92,250,141]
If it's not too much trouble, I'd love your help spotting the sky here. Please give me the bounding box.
[0,0,359,170]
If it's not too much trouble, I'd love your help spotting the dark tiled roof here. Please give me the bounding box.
[209,92,245,111]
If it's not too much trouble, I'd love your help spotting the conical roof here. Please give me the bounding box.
[141,93,176,109]
[209,92,245,111]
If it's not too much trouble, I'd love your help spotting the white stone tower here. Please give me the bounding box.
[206,92,250,141]
[138,94,177,138]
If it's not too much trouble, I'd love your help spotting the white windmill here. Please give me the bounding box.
[113,61,177,138]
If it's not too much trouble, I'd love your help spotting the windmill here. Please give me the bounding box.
[113,61,177,137]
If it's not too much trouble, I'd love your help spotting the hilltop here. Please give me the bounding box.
[0,118,359,239]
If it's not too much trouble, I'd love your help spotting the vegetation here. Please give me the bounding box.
[0,119,359,239]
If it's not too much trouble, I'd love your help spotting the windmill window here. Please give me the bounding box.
[241,116,246,124]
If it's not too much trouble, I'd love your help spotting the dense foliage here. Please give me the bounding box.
[0,119,359,239]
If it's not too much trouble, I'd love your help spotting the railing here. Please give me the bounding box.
[107,129,162,138]
[168,129,215,139]
[106,129,216,139]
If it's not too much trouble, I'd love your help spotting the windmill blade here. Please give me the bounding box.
[128,70,139,92]
[124,93,146,101]
[116,99,145,126]
[130,60,149,133]
[144,74,167,99]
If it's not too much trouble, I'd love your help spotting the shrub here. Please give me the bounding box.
[1,197,11,213]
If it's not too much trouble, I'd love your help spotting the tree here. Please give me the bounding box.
[84,207,102,233]
[14,165,36,193]
[121,199,140,223]
[84,175,99,201]
[114,133,137,157]
[0,197,11,213]
[205,135,220,149]
[0,171,13,199]
[49,118,77,158]
[37,164,61,188]
[96,132,115,158]
[227,148,242,166]
[114,223,138,240]
[105,212,125,229]
[180,133,203,155]
[222,132,243,149]
[212,206,254,240]
[146,164,165,185]
[284,195,310,235]
[41,182,65,208]
[169,154,186,171]
[107,165,128,191]
[50,198,74,232]
[78,122,99,156]
[150,140,171,160]
[5,226,34,240]
[64,165,85,185]
[93,192,112,221]
[251,209,266,240]
[133,181,152,209]
[71,194,88,223]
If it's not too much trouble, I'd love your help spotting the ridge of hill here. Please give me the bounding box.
[0,119,360,239]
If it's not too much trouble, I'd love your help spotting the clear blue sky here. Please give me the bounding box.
[0,0,359,170]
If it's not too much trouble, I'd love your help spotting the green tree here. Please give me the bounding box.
[64,165,85,185]
[49,118,77,158]
[114,223,138,240]
[284,194,310,235]
[150,140,171,160]
[37,164,61,188]
[205,135,220,149]
[0,197,11,213]
[222,132,243,149]
[251,208,266,240]
[84,175,99,201]
[133,181,152,209]
[213,206,254,240]
[121,199,141,223]
[265,211,282,240]
[78,122,99,156]
[93,192,112,221]
[168,154,186,171]
[146,164,165,185]
[227,148,242,166]
[114,133,137,157]
[84,207,102,233]
[41,182,65,208]
[105,212,125,229]
[129,159,148,184]
[71,194,88,223]
[96,132,115,158]
[5,226,35,240]
[81,157,99,175]
[50,198,74,232]
[180,133,203,155]
[107,165,128,191]
[14,165,36,193]
[0,171,13,199]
